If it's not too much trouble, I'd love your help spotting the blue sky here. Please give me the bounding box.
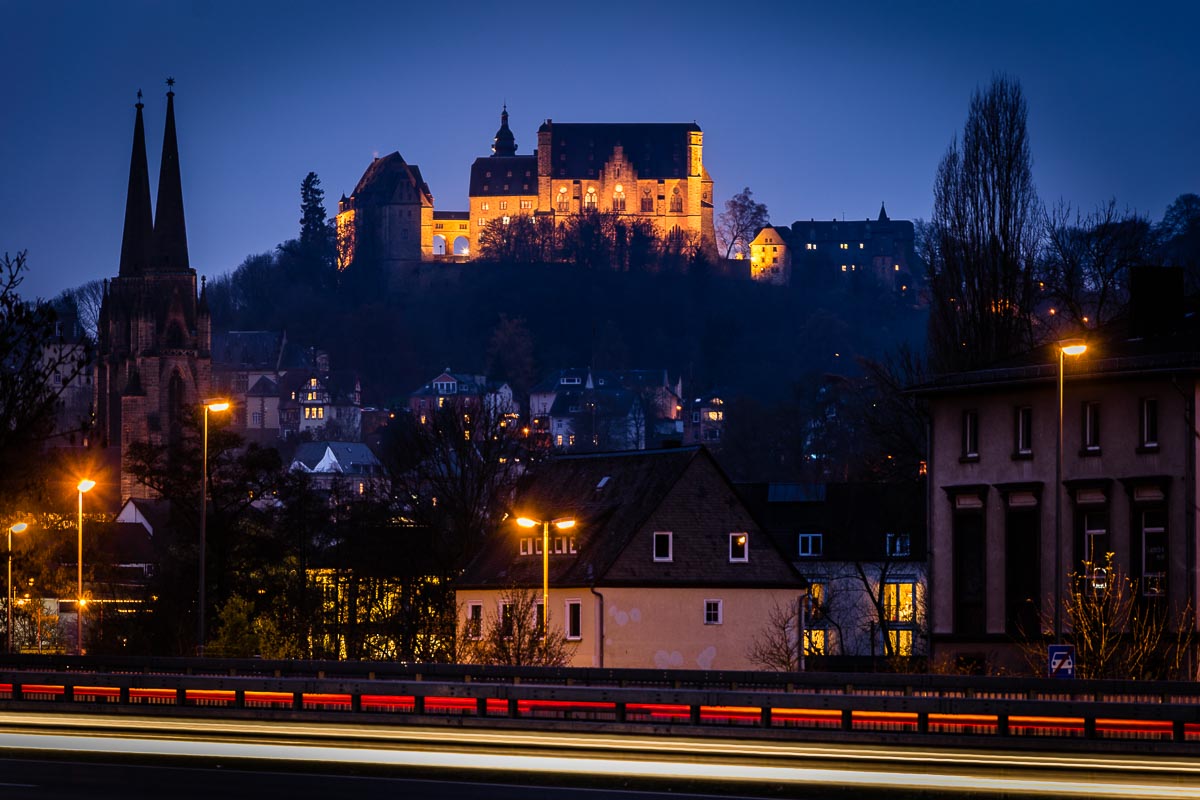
[2,0,1197,300]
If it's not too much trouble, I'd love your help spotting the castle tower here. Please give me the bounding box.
[96,83,213,502]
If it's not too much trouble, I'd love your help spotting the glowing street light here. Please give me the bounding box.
[198,399,231,656]
[516,515,576,637]
[1054,339,1087,647]
[76,479,95,655]
[7,522,29,654]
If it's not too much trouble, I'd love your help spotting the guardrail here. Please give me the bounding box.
[2,656,1200,751]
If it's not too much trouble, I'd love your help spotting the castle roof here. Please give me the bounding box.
[536,121,701,180]
[469,155,537,196]
[347,152,433,207]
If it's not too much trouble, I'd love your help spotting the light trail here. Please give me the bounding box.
[1,712,1199,797]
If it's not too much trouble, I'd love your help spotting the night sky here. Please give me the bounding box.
[3,0,1197,301]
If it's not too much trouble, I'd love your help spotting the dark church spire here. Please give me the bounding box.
[878,202,889,223]
[154,78,190,271]
[118,91,153,276]
[492,104,517,157]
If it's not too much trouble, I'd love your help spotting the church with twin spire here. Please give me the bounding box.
[96,83,212,502]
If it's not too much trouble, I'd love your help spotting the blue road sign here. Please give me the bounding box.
[1048,644,1075,678]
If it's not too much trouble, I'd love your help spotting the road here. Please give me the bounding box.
[1,711,1198,798]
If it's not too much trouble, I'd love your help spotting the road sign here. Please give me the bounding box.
[1048,644,1075,678]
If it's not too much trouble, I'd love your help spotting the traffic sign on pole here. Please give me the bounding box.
[1048,644,1075,678]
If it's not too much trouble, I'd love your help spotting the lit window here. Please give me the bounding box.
[840,265,847,272]
[840,243,848,250]
[555,434,563,446]
[883,581,915,623]
[481,202,490,212]
[670,187,683,213]
[798,533,823,557]
[568,434,576,446]
[520,199,532,210]
[584,187,597,210]
[859,243,865,249]
[316,407,323,419]
[499,201,508,210]
[310,378,317,387]
[704,599,723,625]
[887,629,913,656]
[803,627,826,655]
[477,218,485,227]
[653,531,673,562]
[358,482,365,495]
[894,264,900,271]
[729,533,748,562]
[502,216,510,225]
[557,187,569,212]
[613,191,626,212]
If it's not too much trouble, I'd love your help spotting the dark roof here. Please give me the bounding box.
[469,156,537,196]
[211,330,283,370]
[433,210,470,221]
[787,217,914,243]
[549,387,638,418]
[291,442,381,474]
[537,122,701,180]
[459,448,802,590]
[346,152,432,207]
[246,375,277,397]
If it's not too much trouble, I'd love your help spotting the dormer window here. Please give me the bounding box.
[886,532,911,558]
[729,533,748,562]
[653,531,673,562]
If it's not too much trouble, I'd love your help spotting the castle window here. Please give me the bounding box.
[613,191,626,212]
[641,188,653,212]
[481,202,490,212]
[503,184,509,191]
[520,200,533,210]
[477,218,485,227]
[506,171,512,178]
[859,243,865,249]
[669,187,682,213]
[840,243,849,250]
[557,187,569,212]
[499,201,508,210]
[584,187,597,211]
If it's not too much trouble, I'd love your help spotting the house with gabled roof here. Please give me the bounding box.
[290,441,385,496]
[455,447,805,670]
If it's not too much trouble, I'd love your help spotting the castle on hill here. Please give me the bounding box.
[335,108,716,267]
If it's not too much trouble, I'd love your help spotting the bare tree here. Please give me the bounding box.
[456,586,574,667]
[1039,200,1155,332]
[716,187,769,260]
[1019,556,1195,680]
[926,76,1041,372]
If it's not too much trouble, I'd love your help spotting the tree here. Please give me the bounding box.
[1020,556,1195,680]
[746,599,801,671]
[716,187,769,260]
[1158,193,1200,293]
[926,76,1041,372]
[456,586,574,666]
[1038,200,1155,332]
[55,279,104,341]
[485,314,536,398]
[0,252,91,505]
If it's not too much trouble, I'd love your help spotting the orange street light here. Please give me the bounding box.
[76,479,95,655]
[198,399,231,656]
[7,522,29,654]
[516,516,576,637]
[1054,339,1088,650]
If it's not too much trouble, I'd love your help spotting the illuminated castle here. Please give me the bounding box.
[336,108,715,267]
[96,87,212,501]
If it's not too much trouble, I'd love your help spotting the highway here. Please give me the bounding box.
[1,711,1199,798]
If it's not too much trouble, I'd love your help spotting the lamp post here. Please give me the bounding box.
[198,399,230,657]
[76,479,95,655]
[516,516,575,637]
[7,522,28,654]
[1054,339,1087,644]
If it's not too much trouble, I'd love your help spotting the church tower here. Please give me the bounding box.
[96,83,213,502]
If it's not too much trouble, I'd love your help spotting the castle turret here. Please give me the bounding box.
[492,104,517,157]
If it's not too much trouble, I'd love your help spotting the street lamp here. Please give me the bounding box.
[516,515,576,637]
[7,522,29,654]
[198,399,230,656]
[1055,339,1087,644]
[76,479,95,655]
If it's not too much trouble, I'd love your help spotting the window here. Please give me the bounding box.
[886,532,911,557]
[1082,401,1101,452]
[640,189,653,212]
[466,602,483,639]
[1080,510,1108,569]
[477,218,486,227]
[1015,406,1033,456]
[962,409,979,459]
[802,627,826,655]
[691,411,700,423]
[519,537,534,556]
[669,188,683,213]
[1140,398,1159,449]
[798,533,823,557]
[251,412,262,426]
[500,602,514,638]
[553,536,569,554]
[566,600,582,640]
[1141,509,1167,597]
[481,202,490,212]
[840,243,849,250]
[584,187,597,210]
[499,201,508,210]
[555,434,563,446]
[613,191,626,212]
[556,187,569,212]
[316,406,323,420]
[887,629,914,656]
[704,599,723,625]
[884,581,916,624]
[520,199,533,210]
[729,533,748,562]
[653,531,673,562]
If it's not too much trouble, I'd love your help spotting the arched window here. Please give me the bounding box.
[669,187,683,213]
[556,186,569,213]
[613,184,626,212]
[584,186,597,211]
[641,188,653,213]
